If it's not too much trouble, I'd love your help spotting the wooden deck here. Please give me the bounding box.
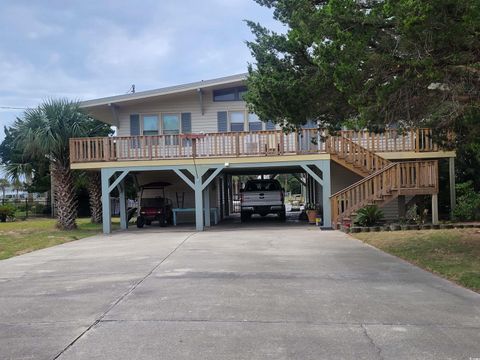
[69,128,440,164]
[69,128,449,228]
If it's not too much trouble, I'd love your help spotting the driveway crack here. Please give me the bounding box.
[52,232,196,359]
[361,324,384,360]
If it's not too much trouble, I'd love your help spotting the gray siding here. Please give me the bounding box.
[116,88,280,136]
[117,90,250,136]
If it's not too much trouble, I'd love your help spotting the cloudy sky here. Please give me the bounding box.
[0,0,283,141]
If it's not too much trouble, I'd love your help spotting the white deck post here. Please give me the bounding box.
[101,168,112,234]
[432,194,439,225]
[204,185,211,227]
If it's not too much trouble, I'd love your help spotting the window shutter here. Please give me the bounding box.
[130,114,140,135]
[266,120,276,130]
[181,112,192,133]
[217,111,228,132]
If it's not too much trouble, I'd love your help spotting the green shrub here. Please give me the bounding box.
[453,181,480,221]
[0,204,16,222]
[355,205,384,227]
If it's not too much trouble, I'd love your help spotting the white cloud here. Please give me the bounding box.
[4,4,63,40]
[83,21,172,76]
[0,0,282,141]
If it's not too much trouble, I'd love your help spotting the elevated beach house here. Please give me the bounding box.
[69,74,456,233]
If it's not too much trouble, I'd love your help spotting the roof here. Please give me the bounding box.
[80,73,247,108]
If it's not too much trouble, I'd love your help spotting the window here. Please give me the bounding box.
[162,114,180,145]
[238,87,247,100]
[162,114,180,135]
[248,113,262,131]
[230,111,245,132]
[213,88,236,101]
[142,115,159,135]
[213,86,248,102]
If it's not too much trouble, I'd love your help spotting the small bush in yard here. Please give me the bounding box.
[453,181,480,221]
[355,205,384,227]
[0,204,16,222]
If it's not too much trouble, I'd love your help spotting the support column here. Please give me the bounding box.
[174,165,223,231]
[204,185,211,227]
[194,178,204,231]
[449,157,456,218]
[101,168,112,234]
[118,183,127,230]
[228,175,233,214]
[219,177,224,220]
[301,162,331,228]
[432,194,439,225]
[321,162,332,228]
[223,176,229,217]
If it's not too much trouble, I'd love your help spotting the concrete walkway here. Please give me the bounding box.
[0,226,479,359]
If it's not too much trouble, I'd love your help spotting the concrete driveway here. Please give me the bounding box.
[1,225,479,360]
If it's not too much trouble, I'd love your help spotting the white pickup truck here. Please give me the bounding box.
[240,179,286,222]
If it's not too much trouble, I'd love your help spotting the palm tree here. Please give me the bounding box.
[11,177,24,199]
[87,171,102,223]
[0,178,9,205]
[14,99,89,230]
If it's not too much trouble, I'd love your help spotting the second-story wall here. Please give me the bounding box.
[115,85,274,137]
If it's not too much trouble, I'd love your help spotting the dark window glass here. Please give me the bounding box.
[213,88,236,101]
[237,86,247,100]
[231,123,244,132]
[213,86,248,101]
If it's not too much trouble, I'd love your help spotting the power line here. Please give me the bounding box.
[0,106,29,110]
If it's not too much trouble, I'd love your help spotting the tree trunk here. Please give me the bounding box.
[87,171,102,224]
[51,163,77,230]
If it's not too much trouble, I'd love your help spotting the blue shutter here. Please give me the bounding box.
[266,120,276,130]
[217,111,228,132]
[130,114,140,135]
[181,112,192,133]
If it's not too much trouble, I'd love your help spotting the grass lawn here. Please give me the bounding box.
[0,218,118,260]
[353,229,480,292]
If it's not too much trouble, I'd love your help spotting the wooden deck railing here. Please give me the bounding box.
[69,128,438,164]
[330,160,439,225]
[340,128,438,153]
[326,136,391,174]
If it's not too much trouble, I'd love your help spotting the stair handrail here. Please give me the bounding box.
[330,162,397,199]
[326,135,391,174]
[330,160,439,226]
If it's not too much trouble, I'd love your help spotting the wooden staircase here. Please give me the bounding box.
[327,135,439,228]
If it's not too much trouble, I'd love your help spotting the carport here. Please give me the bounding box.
[100,158,332,234]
